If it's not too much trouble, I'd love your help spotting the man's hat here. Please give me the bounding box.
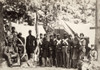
[57,34,60,36]
[29,30,32,32]
[50,35,53,37]
[74,33,78,36]
[91,44,95,49]
[40,33,43,36]
[18,32,22,36]
[64,33,67,36]
[44,34,47,36]
[53,33,56,36]
[80,33,84,36]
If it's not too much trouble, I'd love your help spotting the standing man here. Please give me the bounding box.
[56,34,63,67]
[85,37,90,56]
[4,25,11,37]
[79,33,86,59]
[62,34,70,68]
[11,27,18,36]
[53,34,57,66]
[68,34,73,68]
[26,30,37,59]
[42,34,49,66]
[17,33,25,60]
[11,27,18,53]
[49,35,54,66]
[72,34,80,68]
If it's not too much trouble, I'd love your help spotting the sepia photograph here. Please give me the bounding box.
[0,0,100,70]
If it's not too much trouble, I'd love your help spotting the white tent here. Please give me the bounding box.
[57,19,95,46]
[11,23,46,39]
[66,22,95,46]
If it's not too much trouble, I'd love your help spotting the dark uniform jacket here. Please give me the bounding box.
[42,38,49,58]
[49,39,55,56]
[68,38,74,59]
[56,39,62,52]
[26,35,37,53]
[49,39,55,51]
[17,37,25,56]
[72,37,80,59]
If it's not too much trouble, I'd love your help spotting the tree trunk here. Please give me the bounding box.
[0,2,4,66]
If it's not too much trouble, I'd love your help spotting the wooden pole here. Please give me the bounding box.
[96,0,100,62]
[35,11,38,38]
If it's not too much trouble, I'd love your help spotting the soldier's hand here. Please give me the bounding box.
[47,57,49,61]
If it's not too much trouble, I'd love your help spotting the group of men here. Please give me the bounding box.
[37,33,88,68]
[4,25,25,66]
[3,25,97,68]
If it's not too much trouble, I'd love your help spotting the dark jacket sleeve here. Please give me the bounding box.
[26,36,28,49]
[35,38,37,47]
[23,37,25,44]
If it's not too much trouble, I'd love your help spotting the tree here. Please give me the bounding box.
[0,1,4,66]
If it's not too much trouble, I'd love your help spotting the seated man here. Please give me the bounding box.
[78,45,98,70]
[4,37,19,67]
[77,56,90,70]
[89,45,97,61]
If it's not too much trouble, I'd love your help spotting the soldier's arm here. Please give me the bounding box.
[94,51,98,60]
[4,46,8,55]
[23,37,25,44]
[83,39,86,46]
[23,38,26,54]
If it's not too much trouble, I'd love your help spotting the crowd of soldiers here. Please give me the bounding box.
[3,24,98,69]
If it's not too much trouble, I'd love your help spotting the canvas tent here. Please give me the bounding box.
[50,20,76,38]
[11,23,46,38]
[56,19,95,47]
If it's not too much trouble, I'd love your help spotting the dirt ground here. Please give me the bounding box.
[0,67,77,70]
[0,61,77,70]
